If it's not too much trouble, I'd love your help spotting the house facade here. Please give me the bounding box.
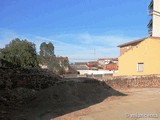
[115,37,160,76]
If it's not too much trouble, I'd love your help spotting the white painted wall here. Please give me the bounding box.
[152,0,160,37]
[77,70,117,75]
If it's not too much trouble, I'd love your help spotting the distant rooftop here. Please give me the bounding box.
[74,62,88,65]
[98,58,118,61]
[70,64,89,70]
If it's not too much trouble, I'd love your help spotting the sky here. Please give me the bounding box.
[0,0,151,62]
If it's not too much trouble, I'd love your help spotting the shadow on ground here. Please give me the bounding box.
[9,78,126,120]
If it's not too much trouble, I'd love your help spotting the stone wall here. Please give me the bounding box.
[103,75,160,89]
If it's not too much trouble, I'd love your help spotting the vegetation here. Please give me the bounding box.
[39,42,55,64]
[0,38,70,74]
[0,38,39,67]
[39,42,70,75]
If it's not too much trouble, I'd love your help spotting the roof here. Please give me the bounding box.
[117,37,160,47]
[70,64,89,70]
[88,61,97,64]
[74,62,87,65]
[117,37,147,47]
[98,58,118,61]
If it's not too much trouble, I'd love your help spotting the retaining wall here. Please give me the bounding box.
[103,75,160,89]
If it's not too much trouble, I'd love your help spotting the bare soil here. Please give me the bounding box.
[4,79,125,120]
[54,88,160,120]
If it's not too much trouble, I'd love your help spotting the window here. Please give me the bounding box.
[137,63,144,72]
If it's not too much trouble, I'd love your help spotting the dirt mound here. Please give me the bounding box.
[7,79,125,120]
[0,66,61,120]
[0,63,125,120]
[0,67,61,90]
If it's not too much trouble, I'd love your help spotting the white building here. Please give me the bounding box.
[148,0,160,37]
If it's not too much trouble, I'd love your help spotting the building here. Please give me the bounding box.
[148,0,160,37]
[97,58,118,70]
[71,61,98,71]
[115,37,160,76]
[70,64,89,71]
[87,61,98,70]
[114,1,160,76]
[74,62,88,66]
[103,63,118,71]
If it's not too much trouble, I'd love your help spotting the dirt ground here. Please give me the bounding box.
[54,88,160,120]
[7,80,124,120]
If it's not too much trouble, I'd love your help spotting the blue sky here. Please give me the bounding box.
[0,0,151,62]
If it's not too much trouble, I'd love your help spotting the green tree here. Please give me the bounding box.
[39,42,71,75]
[47,58,60,72]
[0,38,39,67]
[40,42,54,57]
[39,42,55,64]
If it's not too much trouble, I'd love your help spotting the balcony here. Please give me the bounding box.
[148,10,160,16]
[148,19,152,35]
[148,10,153,16]
[147,19,152,28]
[148,0,153,10]
[148,29,152,35]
